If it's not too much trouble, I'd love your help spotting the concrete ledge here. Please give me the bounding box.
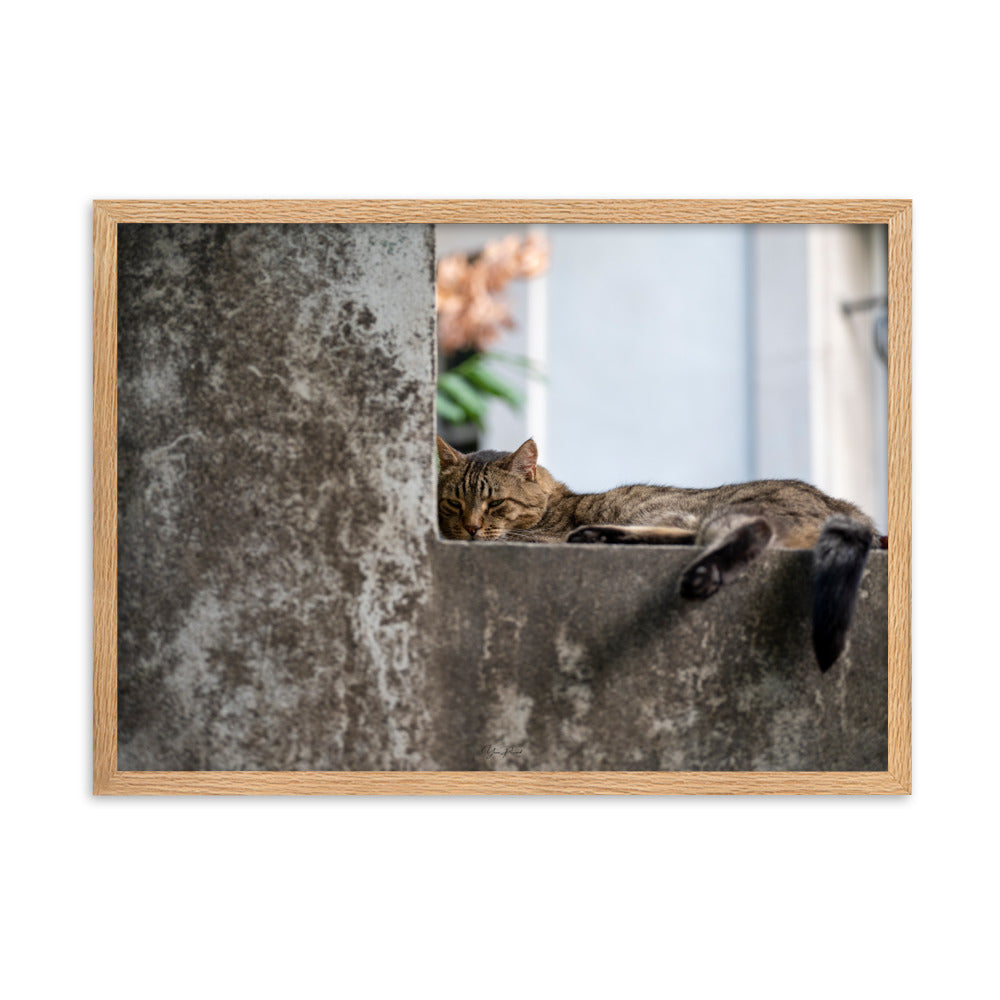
[428,543,887,771]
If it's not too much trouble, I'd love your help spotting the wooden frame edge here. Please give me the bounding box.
[887,203,913,793]
[93,199,912,796]
[94,199,912,225]
[93,204,118,794]
[99,770,909,796]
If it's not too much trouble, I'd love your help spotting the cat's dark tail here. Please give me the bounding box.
[812,516,874,672]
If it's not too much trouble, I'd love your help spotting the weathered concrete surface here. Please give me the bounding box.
[430,545,886,771]
[118,224,440,769]
[117,223,887,772]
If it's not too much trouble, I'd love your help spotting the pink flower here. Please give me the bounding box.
[436,234,549,353]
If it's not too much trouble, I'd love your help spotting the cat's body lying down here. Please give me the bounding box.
[436,436,877,671]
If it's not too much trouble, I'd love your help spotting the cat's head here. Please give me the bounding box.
[436,436,549,541]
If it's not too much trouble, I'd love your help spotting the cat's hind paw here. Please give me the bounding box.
[679,561,723,599]
[567,525,631,544]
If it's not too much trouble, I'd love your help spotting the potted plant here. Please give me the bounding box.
[436,233,548,451]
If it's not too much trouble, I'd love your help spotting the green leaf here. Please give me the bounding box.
[436,390,466,425]
[461,363,524,408]
[479,351,547,381]
[438,371,487,428]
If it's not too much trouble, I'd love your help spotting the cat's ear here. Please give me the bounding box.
[503,439,538,482]
[436,435,465,469]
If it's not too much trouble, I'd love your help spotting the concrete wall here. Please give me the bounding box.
[117,223,888,772]
[117,224,440,770]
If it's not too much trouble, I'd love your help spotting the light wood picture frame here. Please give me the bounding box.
[94,199,911,795]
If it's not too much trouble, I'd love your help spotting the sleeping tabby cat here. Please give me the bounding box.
[436,436,878,671]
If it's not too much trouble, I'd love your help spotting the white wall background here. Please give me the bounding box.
[2,4,994,999]
[546,223,753,489]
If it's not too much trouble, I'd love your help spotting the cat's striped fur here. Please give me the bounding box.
[437,436,877,671]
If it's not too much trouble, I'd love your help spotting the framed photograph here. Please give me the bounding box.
[93,200,911,794]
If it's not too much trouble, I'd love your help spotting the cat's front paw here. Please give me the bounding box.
[567,525,629,544]
[679,560,722,599]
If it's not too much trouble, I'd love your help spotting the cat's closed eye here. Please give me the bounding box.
[487,500,506,510]
[440,499,461,513]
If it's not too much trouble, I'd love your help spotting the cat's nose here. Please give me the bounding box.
[465,523,480,538]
